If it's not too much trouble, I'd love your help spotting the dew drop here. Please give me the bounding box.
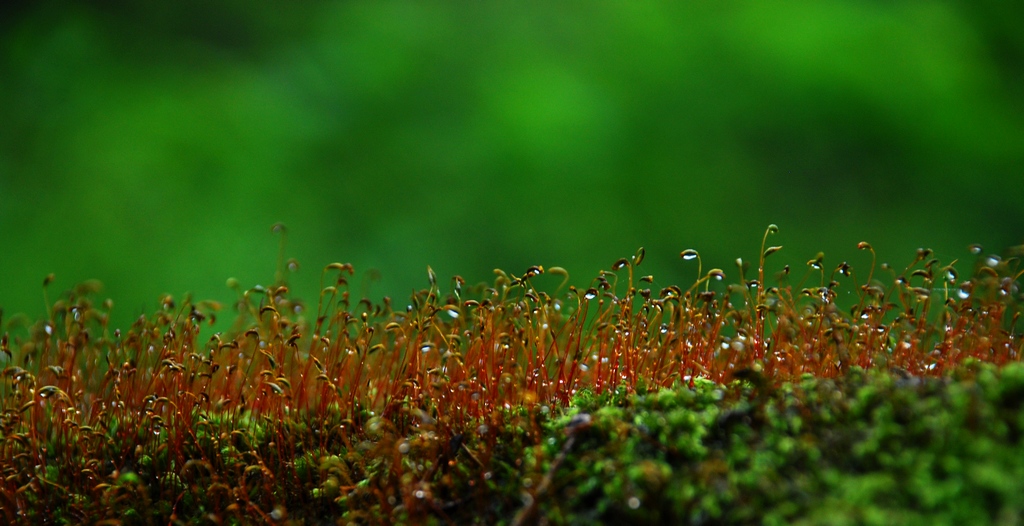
[681,250,698,261]
[628,496,641,509]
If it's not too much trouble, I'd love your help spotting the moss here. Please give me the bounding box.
[1,238,1021,523]
[521,363,1024,525]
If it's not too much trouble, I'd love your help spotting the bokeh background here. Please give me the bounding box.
[2,2,1022,331]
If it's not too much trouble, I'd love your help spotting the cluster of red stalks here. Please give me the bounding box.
[0,227,1022,523]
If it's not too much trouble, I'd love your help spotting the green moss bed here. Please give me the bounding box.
[530,363,1024,526]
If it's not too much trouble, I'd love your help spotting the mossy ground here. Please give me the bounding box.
[528,362,1024,526]
[1,237,1022,524]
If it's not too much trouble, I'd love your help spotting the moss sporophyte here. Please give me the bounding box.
[1,226,1023,524]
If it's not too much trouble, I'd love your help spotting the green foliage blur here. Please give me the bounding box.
[2,1,1022,331]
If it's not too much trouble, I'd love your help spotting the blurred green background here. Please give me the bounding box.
[2,1,1022,331]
